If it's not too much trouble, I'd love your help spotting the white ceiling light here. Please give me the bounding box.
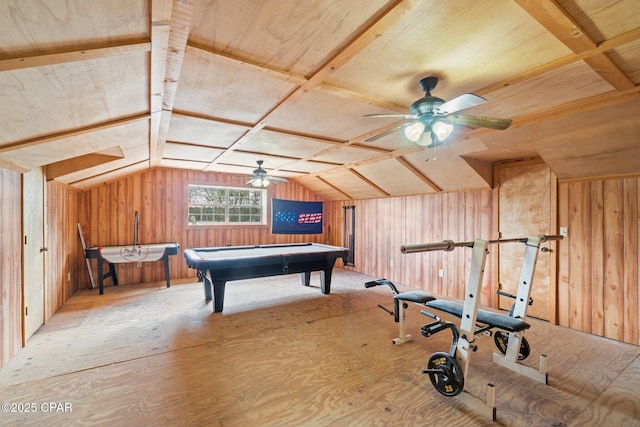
[404,120,454,146]
[251,178,270,187]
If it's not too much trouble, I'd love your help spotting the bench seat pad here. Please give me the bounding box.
[394,291,436,304]
[426,300,530,332]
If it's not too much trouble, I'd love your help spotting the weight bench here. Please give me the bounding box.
[401,236,562,421]
[364,279,435,344]
[424,299,535,363]
[425,299,530,334]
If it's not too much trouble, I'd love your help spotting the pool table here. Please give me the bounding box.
[183,243,349,312]
[85,242,180,294]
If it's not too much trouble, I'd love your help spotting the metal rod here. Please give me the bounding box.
[401,234,563,254]
[133,210,139,248]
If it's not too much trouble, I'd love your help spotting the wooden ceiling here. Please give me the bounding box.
[1,0,639,200]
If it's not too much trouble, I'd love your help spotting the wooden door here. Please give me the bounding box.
[498,162,555,320]
[23,167,46,342]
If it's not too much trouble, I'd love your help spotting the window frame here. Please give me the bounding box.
[187,183,268,227]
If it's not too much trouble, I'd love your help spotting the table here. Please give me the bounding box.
[183,243,349,312]
[85,243,180,294]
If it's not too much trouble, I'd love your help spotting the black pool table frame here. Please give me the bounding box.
[183,243,349,313]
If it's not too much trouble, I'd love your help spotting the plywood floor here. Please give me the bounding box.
[1,269,639,426]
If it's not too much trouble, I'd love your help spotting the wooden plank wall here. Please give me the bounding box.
[325,176,640,346]
[77,167,327,288]
[4,164,639,371]
[0,167,22,367]
[45,180,81,319]
[558,177,640,345]
[325,189,497,305]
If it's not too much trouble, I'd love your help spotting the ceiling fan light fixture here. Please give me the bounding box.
[365,76,511,144]
[415,132,433,146]
[251,178,270,187]
[432,121,454,141]
[404,121,425,142]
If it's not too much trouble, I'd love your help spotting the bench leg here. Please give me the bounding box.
[392,300,413,345]
[456,384,497,422]
[493,350,548,384]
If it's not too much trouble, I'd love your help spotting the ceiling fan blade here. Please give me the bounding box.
[363,113,416,119]
[445,114,512,130]
[436,93,486,115]
[267,176,288,183]
[364,124,407,142]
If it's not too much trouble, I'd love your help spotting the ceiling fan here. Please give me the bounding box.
[364,76,512,145]
[246,160,288,187]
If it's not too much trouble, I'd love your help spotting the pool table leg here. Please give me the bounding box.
[320,269,329,294]
[212,279,226,313]
[200,273,212,300]
[301,266,334,294]
[301,272,311,286]
[320,258,338,294]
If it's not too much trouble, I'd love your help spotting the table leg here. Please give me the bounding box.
[320,269,329,294]
[97,258,104,295]
[109,263,118,286]
[301,271,311,286]
[163,254,171,288]
[320,259,338,294]
[199,270,212,300]
[212,278,226,313]
[97,260,117,295]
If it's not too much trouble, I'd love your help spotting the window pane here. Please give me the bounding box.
[188,184,265,225]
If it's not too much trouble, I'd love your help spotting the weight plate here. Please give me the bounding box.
[425,352,464,397]
[493,331,530,361]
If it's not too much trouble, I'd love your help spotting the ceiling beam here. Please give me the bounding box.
[511,86,640,129]
[46,149,125,180]
[69,160,150,189]
[264,0,411,115]
[319,83,406,114]
[476,26,640,96]
[149,0,173,166]
[515,0,635,90]
[150,0,196,166]
[348,168,390,196]
[0,113,150,154]
[186,43,308,86]
[0,40,151,72]
[297,0,411,89]
[316,176,355,200]
[394,156,442,192]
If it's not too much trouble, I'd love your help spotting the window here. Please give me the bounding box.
[188,184,267,225]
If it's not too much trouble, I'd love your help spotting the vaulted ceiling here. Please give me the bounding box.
[1,0,639,200]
